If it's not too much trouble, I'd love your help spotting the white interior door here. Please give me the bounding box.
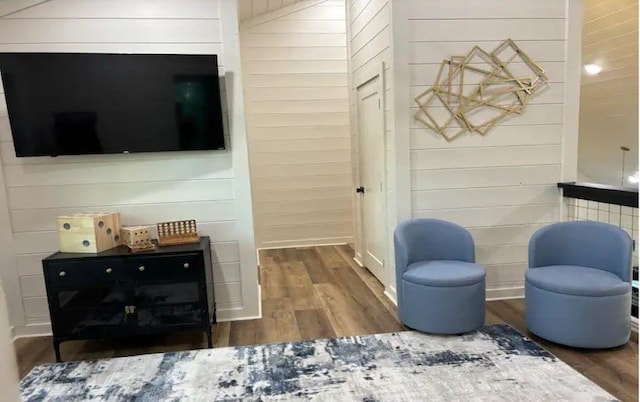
[356,66,385,284]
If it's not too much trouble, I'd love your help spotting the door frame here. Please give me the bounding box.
[353,61,388,283]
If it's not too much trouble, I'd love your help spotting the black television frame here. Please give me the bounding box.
[0,52,226,157]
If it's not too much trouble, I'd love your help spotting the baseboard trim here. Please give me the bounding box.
[353,257,364,267]
[382,286,522,305]
[12,322,52,340]
[486,286,524,300]
[218,285,262,322]
[384,286,397,306]
[257,237,352,250]
[217,312,261,322]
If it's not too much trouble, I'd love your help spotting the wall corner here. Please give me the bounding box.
[561,0,582,183]
[390,0,411,224]
[219,0,260,320]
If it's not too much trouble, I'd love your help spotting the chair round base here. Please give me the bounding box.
[399,279,485,334]
[525,281,631,349]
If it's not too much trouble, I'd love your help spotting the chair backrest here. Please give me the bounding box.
[529,220,633,281]
[394,218,475,267]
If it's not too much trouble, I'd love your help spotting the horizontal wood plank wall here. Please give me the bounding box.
[407,0,567,297]
[238,0,305,22]
[0,0,253,334]
[347,0,394,288]
[578,0,638,186]
[241,0,354,249]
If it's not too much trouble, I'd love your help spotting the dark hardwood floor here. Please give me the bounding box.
[13,245,638,401]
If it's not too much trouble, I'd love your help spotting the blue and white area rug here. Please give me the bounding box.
[21,324,616,401]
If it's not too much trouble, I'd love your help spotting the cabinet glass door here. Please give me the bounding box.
[55,284,129,337]
[135,282,204,327]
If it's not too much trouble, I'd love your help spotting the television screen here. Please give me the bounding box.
[0,53,225,157]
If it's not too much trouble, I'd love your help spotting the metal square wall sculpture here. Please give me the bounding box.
[414,39,548,142]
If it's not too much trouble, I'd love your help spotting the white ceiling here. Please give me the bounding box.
[578,0,639,187]
[238,0,304,21]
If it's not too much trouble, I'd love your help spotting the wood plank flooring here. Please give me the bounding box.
[13,245,638,401]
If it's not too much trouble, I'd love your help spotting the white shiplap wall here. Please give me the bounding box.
[347,0,396,294]
[238,0,304,21]
[241,0,354,248]
[0,283,20,401]
[405,0,568,297]
[579,0,638,186]
[0,0,260,335]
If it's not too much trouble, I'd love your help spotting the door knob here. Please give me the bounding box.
[106,268,113,274]
[59,271,66,277]
[138,266,145,272]
[183,263,190,269]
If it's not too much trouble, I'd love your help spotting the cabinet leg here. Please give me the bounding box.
[206,328,213,348]
[53,341,62,363]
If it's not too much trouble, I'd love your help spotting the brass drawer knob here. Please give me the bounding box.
[59,271,66,277]
[106,268,113,274]
[183,263,190,269]
[139,266,145,272]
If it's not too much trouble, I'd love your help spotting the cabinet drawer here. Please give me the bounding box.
[129,253,202,282]
[46,259,126,287]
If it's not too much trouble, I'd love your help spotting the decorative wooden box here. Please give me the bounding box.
[157,220,199,246]
[56,212,121,253]
[120,226,155,252]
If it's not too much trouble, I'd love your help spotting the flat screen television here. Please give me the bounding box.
[0,53,225,157]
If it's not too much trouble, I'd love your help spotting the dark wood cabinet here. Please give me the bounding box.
[42,237,215,362]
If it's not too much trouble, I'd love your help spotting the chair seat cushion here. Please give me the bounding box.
[403,260,485,287]
[526,265,630,297]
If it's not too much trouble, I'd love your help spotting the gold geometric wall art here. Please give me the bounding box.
[414,39,549,142]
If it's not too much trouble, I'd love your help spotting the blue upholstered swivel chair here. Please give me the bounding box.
[526,220,633,349]
[394,219,486,334]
